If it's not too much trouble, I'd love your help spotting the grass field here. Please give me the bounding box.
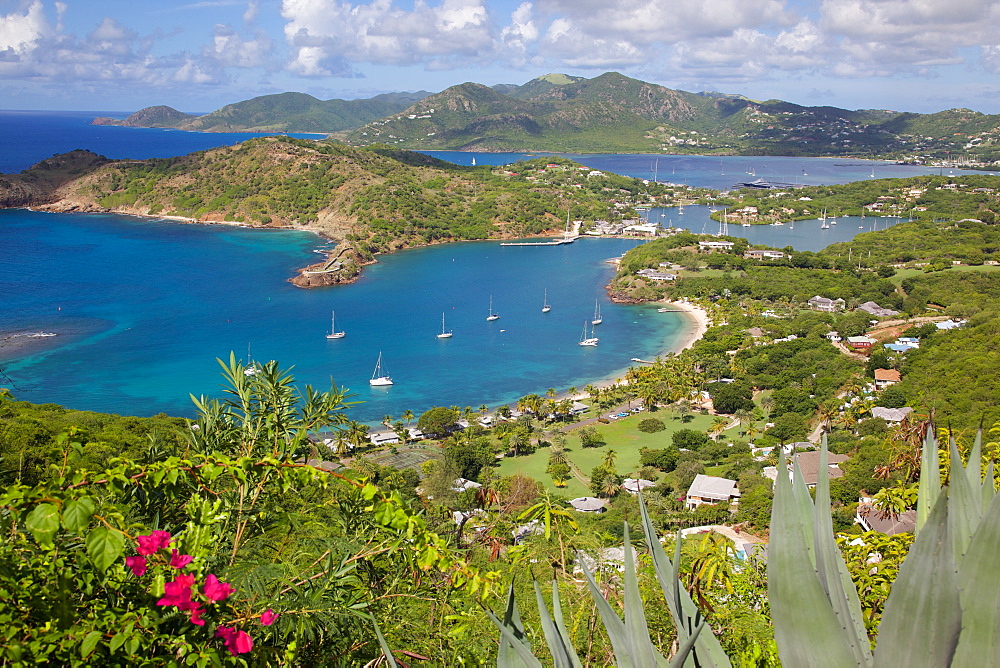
[495,410,735,496]
[888,263,1000,286]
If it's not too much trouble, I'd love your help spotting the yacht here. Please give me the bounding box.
[579,321,599,346]
[591,299,602,325]
[369,352,393,386]
[436,312,453,339]
[542,289,551,313]
[486,295,500,321]
[326,311,345,339]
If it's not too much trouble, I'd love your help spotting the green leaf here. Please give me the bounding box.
[916,430,940,535]
[371,620,398,668]
[25,502,60,546]
[61,498,96,534]
[488,610,545,668]
[873,494,961,667]
[80,630,103,658]
[532,581,581,668]
[768,450,859,667]
[86,527,126,572]
[109,632,127,654]
[952,487,1000,665]
[948,438,980,562]
[620,523,666,667]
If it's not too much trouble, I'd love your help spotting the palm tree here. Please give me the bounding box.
[602,448,618,470]
[401,409,415,429]
[601,474,621,499]
[381,414,393,430]
[709,416,729,441]
[760,396,775,419]
[518,492,579,570]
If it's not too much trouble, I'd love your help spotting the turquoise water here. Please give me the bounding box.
[0,113,943,422]
[1,210,683,421]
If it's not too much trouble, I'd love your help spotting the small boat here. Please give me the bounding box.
[591,299,603,326]
[436,312,453,339]
[244,343,259,376]
[657,307,670,313]
[369,352,393,386]
[326,311,345,339]
[486,295,500,321]
[820,209,830,230]
[542,289,551,313]
[579,321,599,346]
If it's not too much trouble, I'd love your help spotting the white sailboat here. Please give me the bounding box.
[542,289,551,313]
[369,352,393,386]
[579,321,599,346]
[326,311,345,339]
[820,209,830,230]
[471,157,476,166]
[591,299,602,325]
[436,312,453,338]
[244,343,260,376]
[486,295,500,321]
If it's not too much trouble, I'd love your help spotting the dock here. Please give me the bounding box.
[500,236,579,247]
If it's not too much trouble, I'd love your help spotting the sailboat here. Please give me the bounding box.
[436,312,453,339]
[542,289,551,313]
[244,343,260,376]
[820,209,830,230]
[326,311,345,339]
[486,295,500,321]
[591,299,603,325]
[579,321,599,346]
[369,352,393,386]
[471,157,476,166]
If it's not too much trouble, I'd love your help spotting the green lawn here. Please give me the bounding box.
[889,264,1000,286]
[495,410,737,496]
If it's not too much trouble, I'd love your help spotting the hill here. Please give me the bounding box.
[1,137,675,286]
[92,105,197,128]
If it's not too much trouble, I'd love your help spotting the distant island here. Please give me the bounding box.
[95,72,1000,163]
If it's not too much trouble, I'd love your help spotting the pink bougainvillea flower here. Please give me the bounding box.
[124,555,147,577]
[169,550,193,569]
[188,605,206,626]
[215,626,253,656]
[260,609,279,626]
[203,573,234,602]
[156,574,195,608]
[136,530,172,555]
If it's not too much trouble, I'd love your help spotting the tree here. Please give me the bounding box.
[577,426,606,448]
[416,406,459,437]
[638,418,666,433]
[518,492,578,570]
[673,428,710,451]
[879,386,908,409]
[709,416,729,441]
[767,412,809,444]
[710,383,755,414]
[640,447,680,472]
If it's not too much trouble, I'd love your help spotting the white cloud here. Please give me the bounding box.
[205,24,273,68]
[0,0,49,59]
[281,0,495,76]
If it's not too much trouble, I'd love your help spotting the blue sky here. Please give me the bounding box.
[2,0,999,114]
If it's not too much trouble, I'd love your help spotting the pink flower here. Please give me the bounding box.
[203,573,234,602]
[156,574,195,608]
[216,626,253,655]
[136,530,172,555]
[169,550,193,569]
[260,609,279,626]
[188,605,206,627]
[125,555,147,577]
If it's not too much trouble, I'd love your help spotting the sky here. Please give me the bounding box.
[2,0,999,114]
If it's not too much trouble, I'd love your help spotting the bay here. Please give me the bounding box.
[0,112,955,422]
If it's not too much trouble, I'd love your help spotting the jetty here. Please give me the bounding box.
[500,236,579,247]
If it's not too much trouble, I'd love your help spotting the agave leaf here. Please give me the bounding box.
[532,581,582,668]
[948,438,980,561]
[488,610,545,668]
[873,494,961,668]
[982,460,996,514]
[812,439,873,666]
[621,523,666,667]
[372,620,399,668]
[637,492,731,667]
[952,489,1000,666]
[495,583,535,668]
[916,429,941,535]
[579,557,633,665]
[789,458,818,568]
[769,450,860,667]
[966,430,982,490]
[668,621,705,668]
[549,580,577,660]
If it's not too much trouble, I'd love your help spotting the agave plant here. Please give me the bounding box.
[487,495,731,667]
[767,431,1000,667]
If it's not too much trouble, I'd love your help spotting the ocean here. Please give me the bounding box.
[0,112,977,422]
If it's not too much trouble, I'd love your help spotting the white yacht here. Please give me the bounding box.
[369,352,393,386]
[579,321,599,346]
[436,312,453,339]
[486,295,500,321]
[326,311,345,339]
[591,299,602,325]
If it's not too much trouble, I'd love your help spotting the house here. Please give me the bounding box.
[636,268,677,281]
[873,368,901,390]
[685,474,740,510]
[857,301,900,317]
[846,336,877,350]
[856,498,916,535]
[896,337,919,348]
[825,331,842,342]
[621,478,656,495]
[763,451,849,488]
[747,326,766,338]
[451,478,483,493]
[368,430,400,446]
[936,319,965,330]
[569,496,608,513]
[570,401,590,415]
[808,295,846,312]
[871,406,914,423]
[744,249,786,260]
[699,240,735,251]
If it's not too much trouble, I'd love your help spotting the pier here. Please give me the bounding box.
[500,236,579,247]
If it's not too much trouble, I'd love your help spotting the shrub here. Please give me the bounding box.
[638,418,666,433]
